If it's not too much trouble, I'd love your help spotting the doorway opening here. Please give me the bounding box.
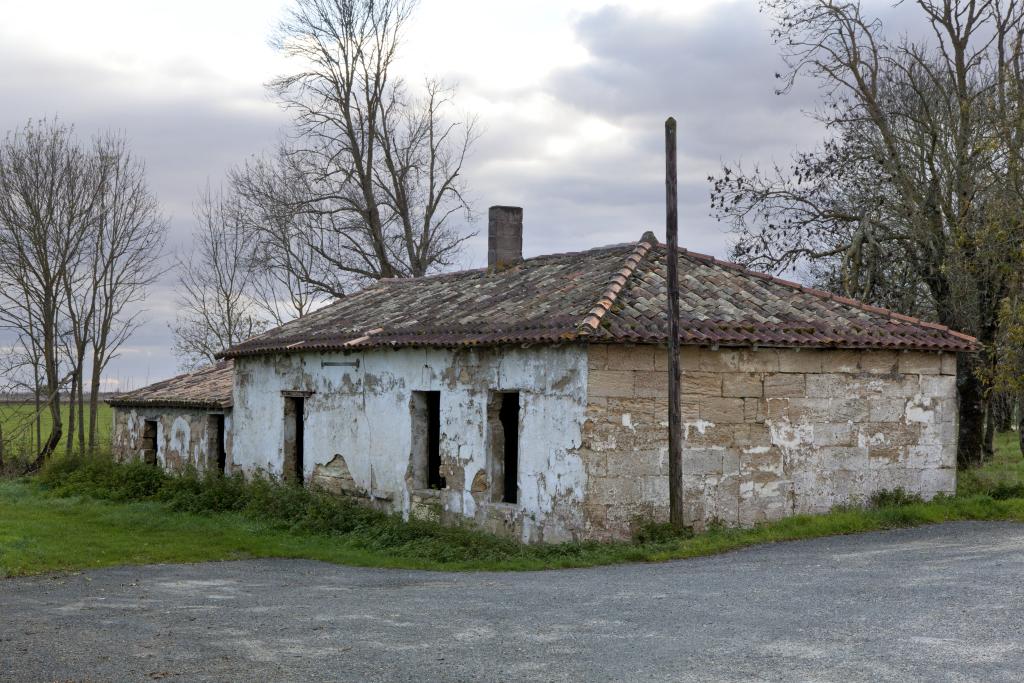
[283,396,305,485]
[411,391,445,489]
[487,391,520,504]
[141,419,158,465]
[209,414,226,473]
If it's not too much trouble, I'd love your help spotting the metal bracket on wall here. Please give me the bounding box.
[321,359,360,369]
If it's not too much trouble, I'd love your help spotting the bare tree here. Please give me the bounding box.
[0,120,100,466]
[230,0,476,300]
[710,0,1024,468]
[0,121,166,462]
[231,146,331,323]
[172,185,268,369]
[86,133,168,452]
[0,335,46,466]
[59,214,102,456]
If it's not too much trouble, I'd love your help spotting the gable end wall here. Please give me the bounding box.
[111,406,232,474]
[581,346,958,539]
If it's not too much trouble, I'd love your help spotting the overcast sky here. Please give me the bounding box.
[0,0,856,389]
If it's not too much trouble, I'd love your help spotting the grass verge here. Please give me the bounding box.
[958,430,1024,497]
[1,448,1024,577]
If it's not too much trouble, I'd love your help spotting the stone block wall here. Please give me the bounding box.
[580,345,958,539]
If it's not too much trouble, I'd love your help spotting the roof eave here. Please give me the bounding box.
[106,399,230,411]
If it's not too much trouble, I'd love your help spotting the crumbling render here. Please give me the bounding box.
[229,346,589,543]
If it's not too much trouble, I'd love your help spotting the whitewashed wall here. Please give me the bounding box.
[230,346,589,543]
[111,405,231,474]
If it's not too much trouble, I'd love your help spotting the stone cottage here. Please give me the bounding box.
[108,360,233,473]
[212,206,975,543]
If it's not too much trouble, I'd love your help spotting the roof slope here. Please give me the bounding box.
[107,360,233,410]
[222,233,977,358]
[223,243,639,356]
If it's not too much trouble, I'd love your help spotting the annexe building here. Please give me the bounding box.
[209,207,975,543]
[108,360,233,474]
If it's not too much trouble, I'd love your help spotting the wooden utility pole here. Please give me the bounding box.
[665,117,684,528]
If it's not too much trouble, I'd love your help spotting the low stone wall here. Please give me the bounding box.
[580,345,958,539]
[111,406,231,474]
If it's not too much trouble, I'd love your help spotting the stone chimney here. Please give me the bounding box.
[488,206,523,270]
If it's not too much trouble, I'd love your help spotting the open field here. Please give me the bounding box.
[0,401,113,456]
[1,432,1023,577]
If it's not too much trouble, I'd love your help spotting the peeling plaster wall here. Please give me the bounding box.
[111,406,232,474]
[581,346,959,539]
[230,347,589,543]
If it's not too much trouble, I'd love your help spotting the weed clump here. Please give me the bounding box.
[988,483,1024,500]
[868,487,925,508]
[632,521,694,544]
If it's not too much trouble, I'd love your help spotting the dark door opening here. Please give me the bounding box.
[141,419,158,465]
[499,392,520,503]
[283,396,305,485]
[210,414,226,473]
[490,391,520,504]
[412,390,445,489]
[425,391,444,489]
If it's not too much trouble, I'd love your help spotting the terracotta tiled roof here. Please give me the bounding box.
[106,360,233,410]
[221,233,977,358]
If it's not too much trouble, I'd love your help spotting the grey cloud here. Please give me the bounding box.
[546,3,823,153]
[0,43,286,385]
[460,2,825,269]
[1,1,852,387]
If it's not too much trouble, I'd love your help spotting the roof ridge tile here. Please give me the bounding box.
[578,232,656,333]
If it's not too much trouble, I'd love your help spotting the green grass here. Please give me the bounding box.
[958,430,1024,496]
[0,401,113,457]
[2,439,1024,577]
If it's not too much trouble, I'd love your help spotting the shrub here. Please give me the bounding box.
[39,453,168,501]
[159,467,251,513]
[0,437,39,479]
[988,483,1024,500]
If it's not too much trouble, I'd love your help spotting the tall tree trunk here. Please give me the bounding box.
[1018,394,1024,459]
[65,369,77,457]
[957,353,986,468]
[88,357,101,454]
[984,404,996,462]
[32,310,63,470]
[995,393,1013,432]
[33,363,41,454]
[77,366,85,453]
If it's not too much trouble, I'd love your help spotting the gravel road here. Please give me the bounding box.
[2,521,1023,682]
